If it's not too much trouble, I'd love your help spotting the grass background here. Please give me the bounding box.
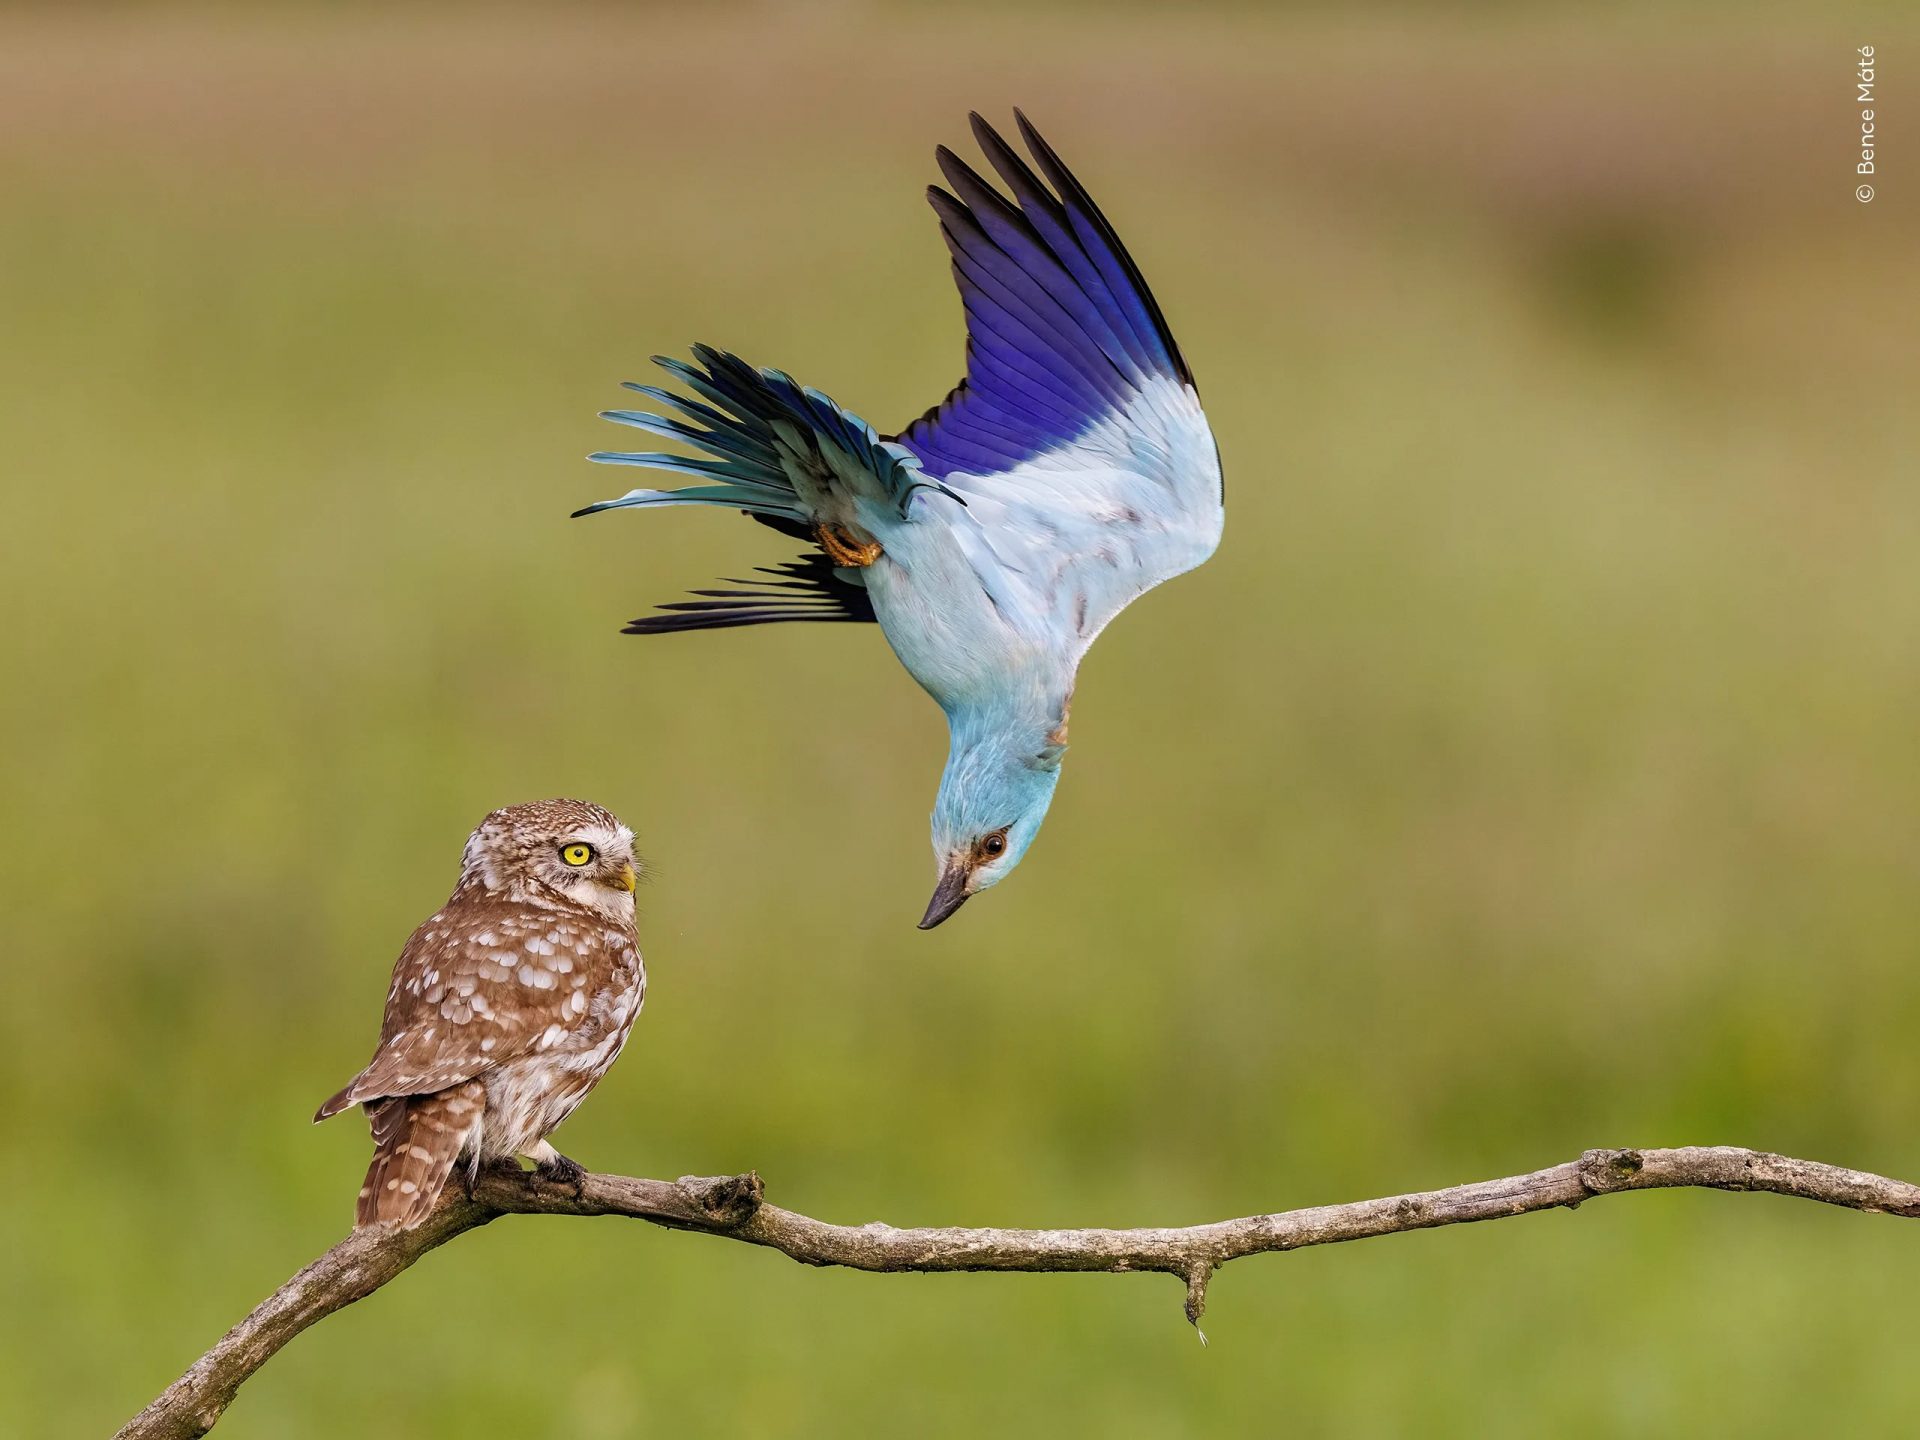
[2,5,1916,1435]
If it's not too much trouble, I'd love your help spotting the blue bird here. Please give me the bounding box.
[576,112,1223,928]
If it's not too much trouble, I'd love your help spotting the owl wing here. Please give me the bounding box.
[315,901,622,1119]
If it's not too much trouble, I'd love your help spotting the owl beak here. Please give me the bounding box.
[917,861,971,930]
[612,862,637,893]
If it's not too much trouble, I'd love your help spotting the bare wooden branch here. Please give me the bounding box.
[117,1146,1920,1439]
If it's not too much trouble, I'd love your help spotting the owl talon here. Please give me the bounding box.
[536,1152,588,1195]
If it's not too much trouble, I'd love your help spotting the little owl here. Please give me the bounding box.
[316,799,645,1227]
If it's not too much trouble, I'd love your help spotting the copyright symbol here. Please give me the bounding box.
[1857,184,1875,202]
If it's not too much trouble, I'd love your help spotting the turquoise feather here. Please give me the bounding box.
[574,112,1223,927]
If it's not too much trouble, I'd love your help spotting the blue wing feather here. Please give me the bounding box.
[892,112,1196,482]
[579,347,933,525]
[579,111,1214,644]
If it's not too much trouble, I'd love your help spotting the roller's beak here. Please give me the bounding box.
[918,862,971,930]
[612,861,637,893]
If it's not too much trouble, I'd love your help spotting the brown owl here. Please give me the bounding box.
[315,799,645,1228]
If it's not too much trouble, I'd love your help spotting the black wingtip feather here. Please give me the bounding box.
[620,551,877,636]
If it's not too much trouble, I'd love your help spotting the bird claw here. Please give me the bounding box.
[814,522,883,568]
[536,1152,588,1197]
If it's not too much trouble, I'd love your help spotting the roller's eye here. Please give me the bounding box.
[978,829,1008,860]
[560,842,596,867]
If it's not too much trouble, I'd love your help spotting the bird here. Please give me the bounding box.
[315,799,644,1228]
[575,111,1223,929]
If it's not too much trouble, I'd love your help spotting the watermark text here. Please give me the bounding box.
[1856,46,1877,201]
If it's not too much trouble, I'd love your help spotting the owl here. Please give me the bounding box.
[315,799,645,1228]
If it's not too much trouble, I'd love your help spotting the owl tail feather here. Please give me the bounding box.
[356,1082,483,1229]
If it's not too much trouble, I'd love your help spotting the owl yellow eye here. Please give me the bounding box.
[560,842,596,867]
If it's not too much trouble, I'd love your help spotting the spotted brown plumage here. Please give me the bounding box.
[315,799,645,1228]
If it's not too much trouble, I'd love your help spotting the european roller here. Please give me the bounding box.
[576,112,1223,928]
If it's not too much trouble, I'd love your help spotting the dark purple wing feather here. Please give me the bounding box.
[892,111,1195,482]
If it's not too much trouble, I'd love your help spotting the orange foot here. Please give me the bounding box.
[815,522,884,568]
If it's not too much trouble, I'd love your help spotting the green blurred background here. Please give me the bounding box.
[3,4,1916,1435]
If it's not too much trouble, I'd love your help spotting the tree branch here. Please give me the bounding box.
[117,1146,1920,1439]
